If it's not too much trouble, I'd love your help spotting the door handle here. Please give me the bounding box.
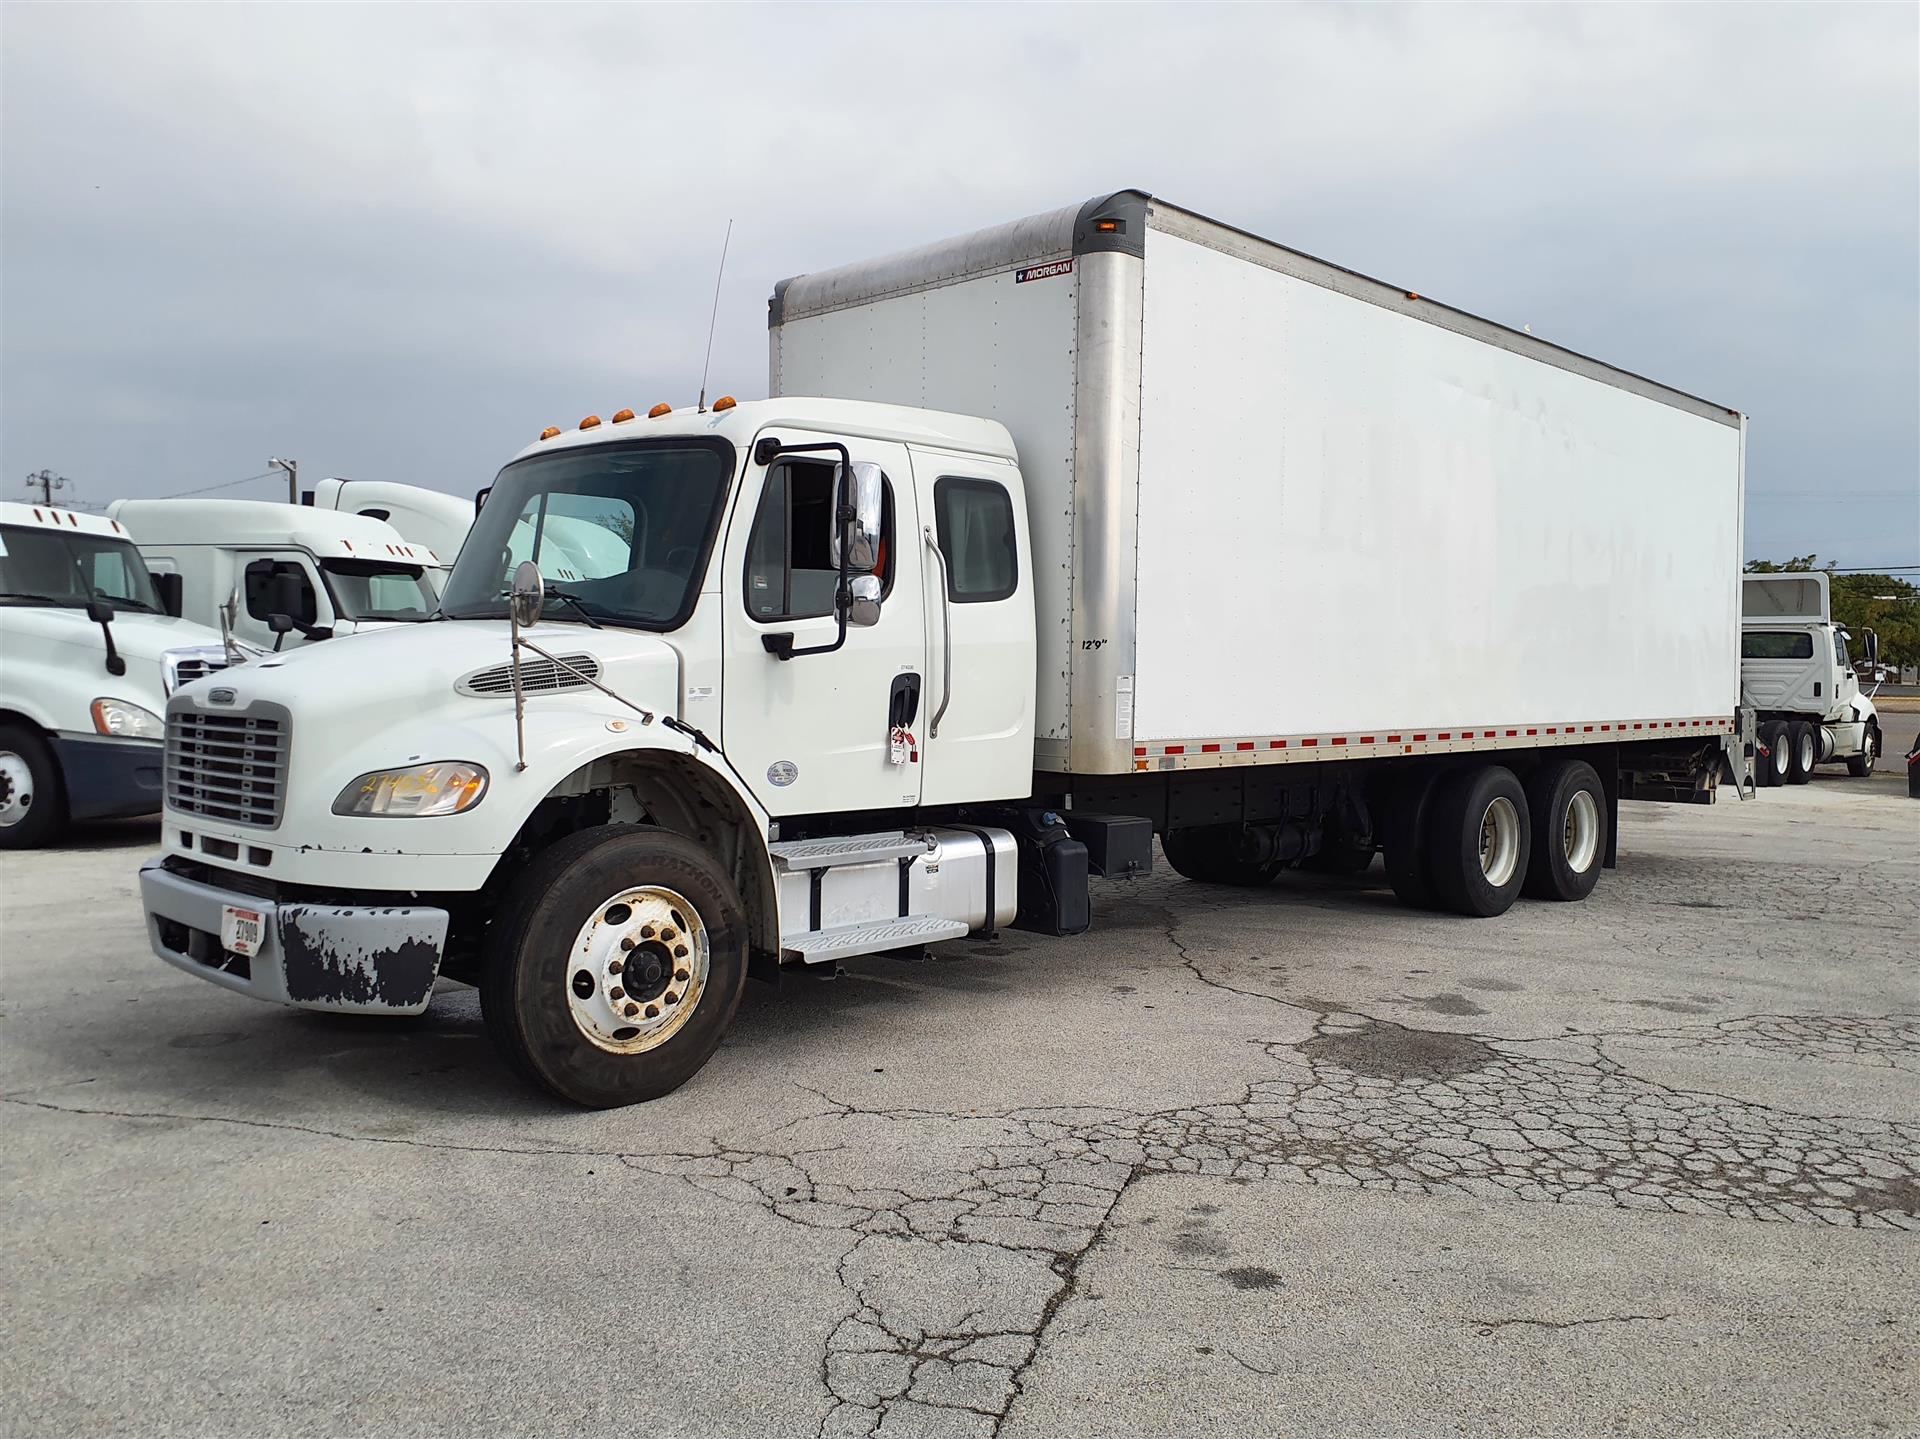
[922,527,952,739]
[889,673,922,728]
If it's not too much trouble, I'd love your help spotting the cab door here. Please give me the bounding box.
[911,452,1035,805]
[722,437,927,817]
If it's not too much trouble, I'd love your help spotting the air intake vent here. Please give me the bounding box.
[457,653,602,697]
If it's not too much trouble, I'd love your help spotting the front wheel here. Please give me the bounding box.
[480,824,749,1107]
[0,723,67,850]
[1846,725,1878,778]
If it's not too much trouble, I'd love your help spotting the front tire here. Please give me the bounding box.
[1846,725,1878,778]
[1428,764,1531,918]
[1521,759,1606,902]
[1787,722,1816,785]
[480,824,748,1107]
[0,723,67,850]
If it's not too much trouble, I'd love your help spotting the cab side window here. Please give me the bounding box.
[243,559,318,626]
[933,477,1017,603]
[745,460,892,621]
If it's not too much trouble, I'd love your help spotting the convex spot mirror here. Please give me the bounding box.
[831,462,886,575]
[509,560,545,629]
[846,574,882,628]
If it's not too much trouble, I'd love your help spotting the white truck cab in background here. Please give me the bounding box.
[0,502,231,847]
[1740,571,1882,783]
[136,192,1753,1109]
[108,497,443,651]
[304,477,474,571]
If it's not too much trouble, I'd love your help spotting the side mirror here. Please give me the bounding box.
[86,597,115,625]
[269,612,294,635]
[1864,629,1880,665]
[845,574,882,628]
[153,572,184,617]
[832,462,886,574]
[509,560,544,629]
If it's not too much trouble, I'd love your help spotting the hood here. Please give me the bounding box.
[0,605,226,665]
[191,617,682,722]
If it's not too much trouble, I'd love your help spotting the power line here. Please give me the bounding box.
[157,470,278,499]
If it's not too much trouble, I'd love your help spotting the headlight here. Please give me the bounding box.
[332,761,489,818]
[91,698,164,739]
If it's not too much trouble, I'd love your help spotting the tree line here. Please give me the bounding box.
[1745,556,1920,668]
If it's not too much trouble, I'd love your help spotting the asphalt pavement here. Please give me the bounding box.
[3,767,1915,1437]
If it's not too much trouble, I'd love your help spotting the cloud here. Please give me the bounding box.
[3,2,1914,562]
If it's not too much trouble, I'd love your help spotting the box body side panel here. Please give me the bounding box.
[1133,228,1744,742]
[772,266,1079,741]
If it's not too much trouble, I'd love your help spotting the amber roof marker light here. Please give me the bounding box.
[579,414,602,429]
[648,402,673,419]
[539,426,561,441]
[611,408,636,423]
[712,395,736,412]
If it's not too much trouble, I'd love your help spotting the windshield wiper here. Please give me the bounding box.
[104,595,162,614]
[0,591,74,606]
[545,589,604,629]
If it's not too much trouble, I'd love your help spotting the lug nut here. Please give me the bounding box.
[659,926,676,943]
[644,1004,660,1018]
[674,968,689,982]
[620,936,637,951]
[664,991,680,1006]
[623,1002,639,1018]
[610,986,625,1001]
[673,944,688,958]
[640,924,655,939]
[609,958,624,974]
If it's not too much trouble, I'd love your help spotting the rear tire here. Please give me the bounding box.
[1846,725,1878,778]
[1521,759,1606,902]
[1427,764,1531,918]
[1787,722,1816,785]
[0,723,67,850]
[1382,771,1442,910]
[1160,825,1280,887]
[480,824,748,1107]
[1757,722,1790,788]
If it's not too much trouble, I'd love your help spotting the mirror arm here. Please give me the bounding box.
[758,439,856,661]
[89,605,127,678]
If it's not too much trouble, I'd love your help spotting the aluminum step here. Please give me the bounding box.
[782,914,971,965]
[769,831,934,872]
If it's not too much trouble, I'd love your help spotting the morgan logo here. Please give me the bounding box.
[208,687,237,705]
[1015,259,1074,284]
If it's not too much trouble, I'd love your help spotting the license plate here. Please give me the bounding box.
[220,904,265,957]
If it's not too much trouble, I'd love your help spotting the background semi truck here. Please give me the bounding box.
[1740,571,1882,783]
[138,191,1750,1107]
[109,497,445,650]
[0,502,232,848]
[302,477,475,570]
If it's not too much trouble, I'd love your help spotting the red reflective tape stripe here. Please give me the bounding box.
[1506,730,1517,737]
[1302,738,1318,747]
[1165,746,1185,755]
[1237,741,1255,751]
[1202,743,1221,753]
[1272,740,1286,748]
[1437,732,1450,740]
[1526,729,1537,736]
[1359,736,1375,744]
[1134,747,1146,757]
[1332,737,1347,746]
[1388,734,1402,743]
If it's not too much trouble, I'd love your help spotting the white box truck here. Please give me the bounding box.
[137,191,1751,1106]
[1740,571,1883,783]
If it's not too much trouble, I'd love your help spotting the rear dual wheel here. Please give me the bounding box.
[1756,722,1791,787]
[1521,759,1607,902]
[1786,722,1817,785]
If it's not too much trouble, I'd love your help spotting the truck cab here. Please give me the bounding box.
[108,498,443,650]
[303,477,473,572]
[0,501,232,847]
[1740,572,1881,783]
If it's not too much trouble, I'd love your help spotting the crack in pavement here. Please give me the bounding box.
[1474,1312,1673,1334]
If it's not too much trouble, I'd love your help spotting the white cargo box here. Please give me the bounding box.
[771,191,1745,776]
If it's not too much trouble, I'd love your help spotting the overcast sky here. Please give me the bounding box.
[3,3,1914,566]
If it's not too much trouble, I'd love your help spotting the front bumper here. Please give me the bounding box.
[140,860,449,1015]
[49,733,164,821]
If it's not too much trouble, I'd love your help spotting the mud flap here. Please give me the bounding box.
[277,904,448,1011]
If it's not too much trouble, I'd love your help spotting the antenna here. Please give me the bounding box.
[696,219,733,413]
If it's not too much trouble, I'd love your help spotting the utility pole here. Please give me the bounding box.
[267,457,299,504]
[24,469,70,506]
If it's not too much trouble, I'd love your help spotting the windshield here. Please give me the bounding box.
[320,558,438,622]
[440,439,734,629]
[0,524,165,613]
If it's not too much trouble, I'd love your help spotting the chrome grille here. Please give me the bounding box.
[173,659,223,687]
[165,704,290,829]
[457,653,601,696]
[163,646,231,696]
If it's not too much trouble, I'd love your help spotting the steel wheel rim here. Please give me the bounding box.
[564,885,709,1054]
[0,752,32,828]
[1798,730,1816,769]
[1771,739,1790,778]
[1562,789,1600,873]
[1478,796,1522,888]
